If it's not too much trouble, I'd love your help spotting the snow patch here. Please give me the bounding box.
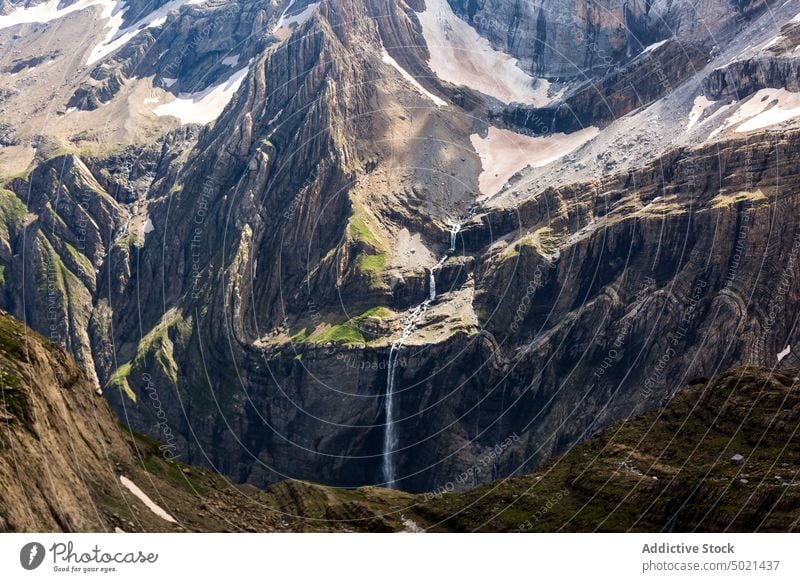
[736,90,800,132]
[0,0,197,66]
[709,89,800,137]
[416,0,549,106]
[381,47,447,107]
[119,476,176,523]
[762,35,783,50]
[778,344,791,362]
[221,54,240,67]
[154,65,248,124]
[88,0,205,66]
[143,215,154,235]
[273,0,319,33]
[471,126,598,196]
[641,39,670,54]
[0,0,111,30]
[687,95,715,130]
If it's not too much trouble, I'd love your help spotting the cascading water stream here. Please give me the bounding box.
[429,256,447,302]
[448,220,461,252]
[382,215,470,487]
[381,301,430,487]
[382,344,401,487]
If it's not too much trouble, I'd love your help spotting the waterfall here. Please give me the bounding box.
[382,214,473,486]
[550,105,560,135]
[382,301,431,488]
[448,221,461,252]
[382,344,401,487]
[429,256,447,302]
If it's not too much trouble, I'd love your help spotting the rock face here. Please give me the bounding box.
[499,39,708,134]
[464,130,800,479]
[2,320,796,532]
[1,155,126,390]
[703,18,800,100]
[0,308,175,532]
[447,0,773,78]
[0,309,427,533]
[2,0,800,500]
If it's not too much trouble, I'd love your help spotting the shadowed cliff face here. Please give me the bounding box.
[2,318,797,532]
[2,0,800,497]
[0,309,422,533]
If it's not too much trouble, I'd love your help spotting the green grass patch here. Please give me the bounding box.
[302,307,392,347]
[108,362,136,402]
[358,306,391,319]
[711,189,768,209]
[313,324,366,346]
[106,312,192,397]
[290,328,309,343]
[356,252,386,274]
[509,226,562,258]
[348,215,377,245]
[0,188,26,241]
[63,241,94,275]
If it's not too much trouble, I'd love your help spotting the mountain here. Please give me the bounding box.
[1,307,796,531]
[1,0,799,502]
[0,308,422,532]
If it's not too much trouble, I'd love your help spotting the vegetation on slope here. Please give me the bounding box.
[415,367,800,532]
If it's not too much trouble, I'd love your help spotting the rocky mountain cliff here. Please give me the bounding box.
[1,312,796,531]
[0,308,426,532]
[1,0,800,500]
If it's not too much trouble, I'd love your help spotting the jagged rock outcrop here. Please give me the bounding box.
[1,155,127,388]
[703,19,800,100]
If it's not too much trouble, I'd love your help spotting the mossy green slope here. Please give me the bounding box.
[415,367,800,532]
